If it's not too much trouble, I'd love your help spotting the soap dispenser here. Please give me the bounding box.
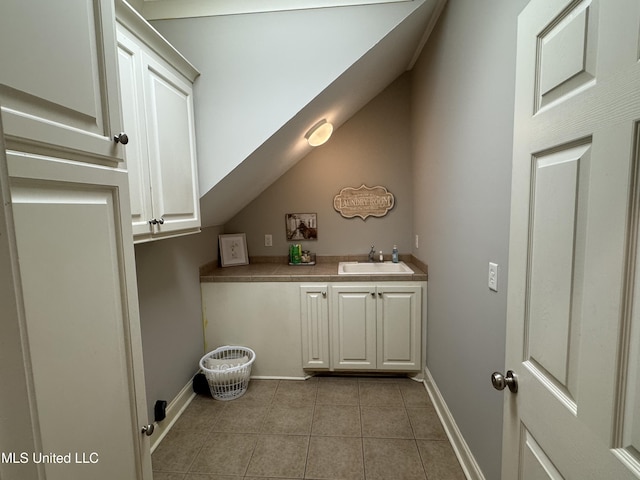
[392,245,399,263]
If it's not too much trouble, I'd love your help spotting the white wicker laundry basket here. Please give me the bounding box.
[199,346,256,401]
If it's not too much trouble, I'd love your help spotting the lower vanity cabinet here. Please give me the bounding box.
[300,282,423,372]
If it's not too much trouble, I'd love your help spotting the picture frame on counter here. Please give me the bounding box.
[219,233,249,267]
[285,213,318,240]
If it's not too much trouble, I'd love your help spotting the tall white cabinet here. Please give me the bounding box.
[116,1,201,242]
[0,1,152,479]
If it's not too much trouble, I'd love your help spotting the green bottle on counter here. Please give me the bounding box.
[290,244,301,264]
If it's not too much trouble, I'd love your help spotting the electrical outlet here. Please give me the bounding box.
[488,262,498,292]
[264,234,272,247]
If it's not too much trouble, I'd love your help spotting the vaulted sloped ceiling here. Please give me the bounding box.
[151,0,445,226]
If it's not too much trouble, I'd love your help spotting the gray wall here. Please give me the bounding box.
[225,73,413,257]
[134,226,220,418]
[410,1,527,478]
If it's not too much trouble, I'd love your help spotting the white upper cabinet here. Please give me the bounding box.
[116,0,201,242]
[0,0,126,164]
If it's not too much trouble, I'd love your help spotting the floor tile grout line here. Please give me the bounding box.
[415,437,431,480]
[301,388,318,479]
[182,426,213,476]
[241,379,280,477]
[153,377,463,479]
[360,435,367,480]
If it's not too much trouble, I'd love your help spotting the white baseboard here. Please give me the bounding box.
[423,367,485,480]
[150,377,196,453]
[251,375,310,380]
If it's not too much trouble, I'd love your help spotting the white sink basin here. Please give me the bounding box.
[338,261,414,275]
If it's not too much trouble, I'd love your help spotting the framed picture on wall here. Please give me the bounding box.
[219,233,249,267]
[285,213,317,240]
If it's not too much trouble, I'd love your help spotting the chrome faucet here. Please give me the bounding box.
[368,245,375,262]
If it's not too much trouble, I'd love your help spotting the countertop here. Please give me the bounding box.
[200,255,428,283]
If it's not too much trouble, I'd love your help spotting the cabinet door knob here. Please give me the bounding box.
[371,292,375,297]
[113,132,129,145]
[322,291,326,297]
[378,292,382,297]
[141,424,154,436]
[149,219,158,225]
[157,217,165,225]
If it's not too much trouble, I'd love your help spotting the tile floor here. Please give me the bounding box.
[152,376,466,480]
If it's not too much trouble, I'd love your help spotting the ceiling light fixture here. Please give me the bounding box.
[305,119,333,147]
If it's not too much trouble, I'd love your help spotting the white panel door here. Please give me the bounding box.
[377,285,421,371]
[0,0,125,163]
[143,52,200,236]
[331,285,377,370]
[300,285,330,369]
[503,0,640,478]
[4,151,152,480]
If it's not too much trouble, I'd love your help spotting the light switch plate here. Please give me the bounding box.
[488,262,498,292]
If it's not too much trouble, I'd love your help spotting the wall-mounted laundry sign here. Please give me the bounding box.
[333,184,395,219]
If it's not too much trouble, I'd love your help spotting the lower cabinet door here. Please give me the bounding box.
[331,285,377,370]
[4,151,152,480]
[376,285,422,370]
[300,285,330,369]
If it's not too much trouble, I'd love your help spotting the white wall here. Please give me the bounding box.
[134,226,220,418]
[152,2,423,197]
[410,1,528,478]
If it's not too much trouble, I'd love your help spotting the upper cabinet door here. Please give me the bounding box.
[116,0,201,242]
[117,29,154,236]
[0,0,125,164]
[142,51,200,236]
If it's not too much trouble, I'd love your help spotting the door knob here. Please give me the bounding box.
[491,370,518,393]
[113,132,129,145]
[141,424,154,436]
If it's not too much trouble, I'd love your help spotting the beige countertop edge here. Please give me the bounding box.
[200,259,428,283]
